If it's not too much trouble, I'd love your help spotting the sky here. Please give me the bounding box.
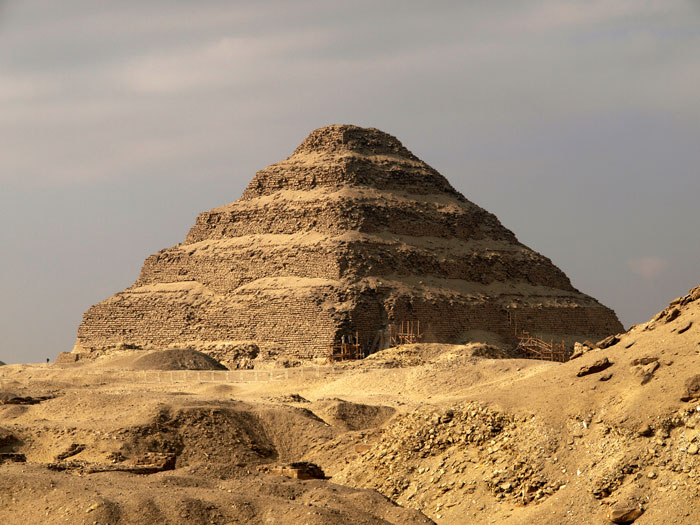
[1,1,699,364]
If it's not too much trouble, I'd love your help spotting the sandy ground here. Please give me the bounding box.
[2,288,700,524]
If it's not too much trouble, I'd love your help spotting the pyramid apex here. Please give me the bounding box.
[292,124,417,159]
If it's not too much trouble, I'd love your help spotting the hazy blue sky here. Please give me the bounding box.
[1,1,699,364]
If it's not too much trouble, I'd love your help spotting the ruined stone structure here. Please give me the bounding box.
[73,125,623,362]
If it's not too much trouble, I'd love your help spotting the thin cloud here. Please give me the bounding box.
[1,0,700,189]
[628,256,668,279]
[114,33,328,95]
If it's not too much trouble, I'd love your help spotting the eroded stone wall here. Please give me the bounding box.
[76,288,342,359]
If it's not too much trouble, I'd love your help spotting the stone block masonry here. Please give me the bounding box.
[73,125,623,364]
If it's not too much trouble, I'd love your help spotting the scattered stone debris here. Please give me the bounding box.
[270,393,310,404]
[597,335,620,349]
[624,340,636,349]
[56,443,86,461]
[0,452,26,464]
[638,362,659,385]
[334,403,562,508]
[607,504,644,523]
[677,321,693,334]
[261,462,326,480]
[630,356,658,366]
[577,358,613,377]
[570,342,593,360]
[202,343,259,370]
[599,373,613,382]
[49,453,176,474]
[680,375,700,402]
[630,358,660,385]
[132,452,177,472]
[637,424,654,437]
[665,308,681,323]
[591,457,640,499]
[107,451,126,463]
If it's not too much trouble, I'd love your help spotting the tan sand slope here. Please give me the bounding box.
[1,286,698,524]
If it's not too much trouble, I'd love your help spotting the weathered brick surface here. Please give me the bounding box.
[73,125,623,362]
[183,197,512,244]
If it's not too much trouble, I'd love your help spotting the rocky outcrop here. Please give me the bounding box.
[73,125,623,363]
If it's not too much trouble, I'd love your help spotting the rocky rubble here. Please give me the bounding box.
[332,403,564,514]
[47,452,176,474]
[608,504,644,523]
[681,376,700,402]
[576,357,613,377]
[642,285,700,333]
[587,402,700,507]
[260,461,326,480]
[597,334,621,349]
[570,341,594,360]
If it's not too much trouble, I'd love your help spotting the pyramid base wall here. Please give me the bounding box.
[346,295,622,351]
[74,289,623,364]
[75,292,341,360]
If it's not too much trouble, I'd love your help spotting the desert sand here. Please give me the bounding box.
[1,286,699,524]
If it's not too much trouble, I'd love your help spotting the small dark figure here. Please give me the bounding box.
[46,358,49,363]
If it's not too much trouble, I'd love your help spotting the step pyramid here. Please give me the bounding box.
[73,125,623,363]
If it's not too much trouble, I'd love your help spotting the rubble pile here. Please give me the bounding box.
[333,403,565,512]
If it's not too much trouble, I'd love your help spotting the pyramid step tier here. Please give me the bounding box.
[76,278,620,359]
[137,234,575,294]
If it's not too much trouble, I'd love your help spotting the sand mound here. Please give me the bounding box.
[108,403,335,471]
[131,349,227,371]
[311,399,396,431]
[360,342,511,368]
[269,393,310,404]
